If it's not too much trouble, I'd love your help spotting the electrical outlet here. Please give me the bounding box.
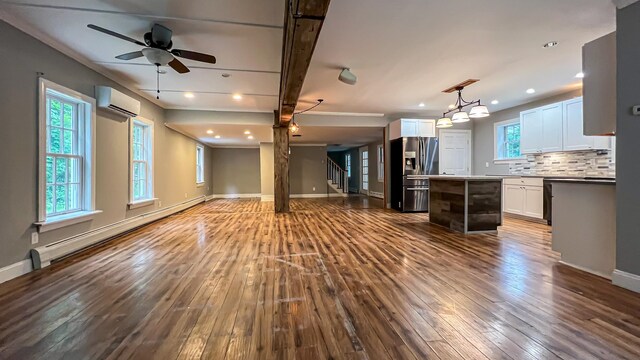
[184,193,188,198]
[313,186,316,192]
[31,232,39,245]
[158,200,162,207]
[486,162,489,168]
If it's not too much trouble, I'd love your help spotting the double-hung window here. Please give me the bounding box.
[37,79,98,232]
[129,117,155,208]
[196,144,205,185]
[494,119,523,161]
[345,154,351,178]
[377,145,384,182]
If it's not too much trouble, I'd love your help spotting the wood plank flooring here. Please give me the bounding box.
[0,196,639,359]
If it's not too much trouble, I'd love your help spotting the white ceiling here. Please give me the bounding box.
[0,0,283,112]
[299,0,616,115]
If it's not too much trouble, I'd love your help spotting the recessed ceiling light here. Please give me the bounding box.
[491,100,499,105]
[247,135,254,140]
[448,104,456,109]
[206,129,213,134]
[214,135,221,139]
[418,102,425,107]
[575,72,585,79]
[184,92,195,98]
[244,130,251,135]
[221,73,231,78]
[526,88,536,94]
[233,94,243,100]
[543,41,558,48]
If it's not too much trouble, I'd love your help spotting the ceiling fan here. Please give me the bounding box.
[87,23,216,74]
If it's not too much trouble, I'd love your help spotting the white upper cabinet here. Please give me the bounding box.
[520,109,543,154]
[390,119,436,139]
[540,103,563,153]
[520,97,609,154]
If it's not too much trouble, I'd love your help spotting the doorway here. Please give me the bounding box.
[360,147,369,194]
[439,129,472,175]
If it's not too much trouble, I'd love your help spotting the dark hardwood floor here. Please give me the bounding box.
[0,196,639,359]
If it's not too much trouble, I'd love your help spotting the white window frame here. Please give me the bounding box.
[360,147,369,193]
[196,144,205,186]
[494,119,525,163]
[377,144,384,182]
[128,117,156,209]
[345,153,351,178]
[35,78,100,232]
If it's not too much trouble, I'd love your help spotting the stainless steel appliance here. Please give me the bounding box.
[390,137,439,212]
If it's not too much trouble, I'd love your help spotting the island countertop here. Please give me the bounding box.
[427,175,503,181]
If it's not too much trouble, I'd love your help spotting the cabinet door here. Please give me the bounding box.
[418,120,436,137]
[504,185,525,214]
[520,109,543,154]
[541,103,563,152]
[563,98,594,151]
[523,186,544,219]
[401,120,419,137]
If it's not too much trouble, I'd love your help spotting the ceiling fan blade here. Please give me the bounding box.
[87,24,146,47]
[115,51,144,60]
[171,49,216,64]
[168,58,190,74]
[151,24,173,49]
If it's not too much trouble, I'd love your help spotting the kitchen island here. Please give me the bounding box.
[428,176,503,233]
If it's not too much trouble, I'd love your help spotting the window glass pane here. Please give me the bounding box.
[133,162,140,181]
[69,157,80,183]
[50,99,62,127]
[56,157,67,183]
[63,103,73,129]
[63,130,73,154]
[68,184,79,210]
[55,185,66,212]
[46,185,54,214]
[139,180,146,198]
[139,166,146,182]
[46,156,54,184]
[133,180,140,199]
[50,127,62,154]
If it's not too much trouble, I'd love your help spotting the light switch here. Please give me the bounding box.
[486,162,489,168]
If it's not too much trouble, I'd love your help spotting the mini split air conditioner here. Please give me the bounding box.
[96,86,141,120]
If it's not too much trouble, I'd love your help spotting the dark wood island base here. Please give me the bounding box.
[428,176,503,234]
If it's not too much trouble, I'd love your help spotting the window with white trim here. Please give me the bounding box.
[130,118,154,204]
[196,144,205,184]
[377,145,384,182]
[362,150,369,191]
[37,79,97,230]
[494,119,522,161]
[345,154,351,178]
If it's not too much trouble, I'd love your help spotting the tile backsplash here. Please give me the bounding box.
[508,150,615,177]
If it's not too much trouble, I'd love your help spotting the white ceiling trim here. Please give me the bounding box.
[0,8,163,107]
[613,0,639,9]
[94,61,280,75]
[0,1,283,29]
[304,111,385,117]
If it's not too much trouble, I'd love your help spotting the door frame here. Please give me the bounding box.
[359,146,369,195]
[438,129,473,175]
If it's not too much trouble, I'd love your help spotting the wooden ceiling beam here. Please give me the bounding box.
[277,0,331,127]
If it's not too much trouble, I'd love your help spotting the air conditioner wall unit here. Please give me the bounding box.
[96,86,141,120]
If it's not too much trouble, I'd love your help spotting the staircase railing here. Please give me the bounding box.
[327,157,349,193]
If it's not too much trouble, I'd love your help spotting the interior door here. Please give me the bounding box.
[439,130,471,175]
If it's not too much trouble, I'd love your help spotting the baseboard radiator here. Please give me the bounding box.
[31,196,205,269]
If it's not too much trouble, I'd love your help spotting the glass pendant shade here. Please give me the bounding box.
[451,111,470,123]
[289,122,300,134]
[469,105,490,118]
[436,117,453,128]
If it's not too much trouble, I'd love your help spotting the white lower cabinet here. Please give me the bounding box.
[503,178,544,219]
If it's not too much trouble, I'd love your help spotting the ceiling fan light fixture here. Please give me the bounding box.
[469,105,490,118]
[452,111,470,123]
[436,117,453,128]
[141,47,174,66]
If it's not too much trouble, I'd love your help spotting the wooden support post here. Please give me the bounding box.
[273,112,290,213]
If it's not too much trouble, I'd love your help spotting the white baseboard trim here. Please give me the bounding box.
[208,193,261,199]
[328,193,349,198]
[205,194,215,201]
[0,259,33,284]
[31,196,206,270]
[261,195,274,202]
[558,260,611,280]
[369,191,384,199]
[290,194,329,199]
[612,269,640,293]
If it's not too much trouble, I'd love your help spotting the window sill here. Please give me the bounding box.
[35,210,102,233]
[196,182,205,188]
[128,198,158,210]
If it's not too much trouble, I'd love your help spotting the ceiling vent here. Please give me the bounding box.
[96,86,141,120]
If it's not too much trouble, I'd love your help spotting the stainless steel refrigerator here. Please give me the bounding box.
[390,137,439,212]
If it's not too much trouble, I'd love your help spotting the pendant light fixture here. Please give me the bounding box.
[289,99,324,135]
[439,85,490,127]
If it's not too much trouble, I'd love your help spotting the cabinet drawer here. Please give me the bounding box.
[503,177,543,187]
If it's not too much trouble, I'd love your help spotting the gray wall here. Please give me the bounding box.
[366,141,385,194]
[472,89,582,175]
[290,146,328,195]
[211,148,261,195]
[0,20,212,269]
[616,4,640,278]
